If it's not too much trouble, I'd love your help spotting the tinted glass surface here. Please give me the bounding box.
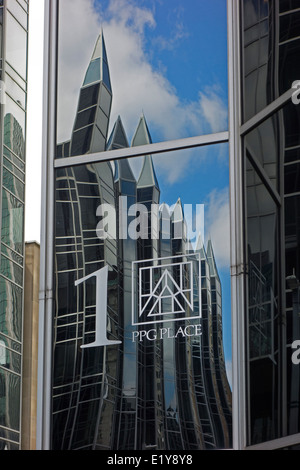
[52,144,232,450]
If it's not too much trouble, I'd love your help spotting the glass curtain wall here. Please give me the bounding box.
[0,0,28,451]
[37,0,300,451]
[241,0,300,447]
[38,0,233,451]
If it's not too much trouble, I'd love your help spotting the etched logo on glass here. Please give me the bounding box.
[132,254,201,326]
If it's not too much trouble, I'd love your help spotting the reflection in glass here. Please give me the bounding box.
[54,151,232,449]
[57,0,228,147]
[53,12,231,449]
[241,0,300,448]
[245,158,279,445]
[242,0,300,122]
[0,0,28,450]
[241,0,273,122]
[5,10,27,79]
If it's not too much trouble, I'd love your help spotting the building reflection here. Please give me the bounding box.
[240,0,300,447]
[53,31,232,450]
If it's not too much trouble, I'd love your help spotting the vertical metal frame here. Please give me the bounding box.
[36,0,57,451]
[227,0,247,450]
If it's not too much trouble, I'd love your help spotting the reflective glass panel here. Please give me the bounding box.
[245,158,280,445]
[244,111,281,192]
[5,10,27,80]
[241,0,300,122]
[52,144,232,450]
[56,0,228,152]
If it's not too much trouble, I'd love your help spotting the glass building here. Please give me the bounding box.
[0,0,29,451]
[37,0,300,451]
[50,29,231,450]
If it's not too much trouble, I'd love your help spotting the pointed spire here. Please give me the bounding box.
[131,114,159,189]
[83,30,111,91]
[107,117,136,183]
[159,202,171,218]
[136,154,159,189]
[107,115,129,150]
[116,159,136,183]
[206,237,219,278]
[171,198,188,242]
[171,198,184,222]
[195,232,207,259]
[131,113,152,147]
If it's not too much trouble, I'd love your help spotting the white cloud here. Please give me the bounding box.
[205,187,230,269]
[199,87,228,134]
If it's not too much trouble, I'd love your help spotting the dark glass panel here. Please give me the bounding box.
[285,162,300,194]
[1,190,24,254]
[0,369,21,430]
[243,0,260,29]
[56,270,82,317]
[78,83,100,112]
[280,11,300,42]
[244,112,279,191]
[55,201,77,238]
[245,158,280,445]
[53,341,79,387]
[285,148,300,164]
[0,278,22,341]
[279,38,300,95]
[53,146,231,450]
[73,106,97,131]
[279,0,300,13]
[283,101,300,148]
[71,126,93,156]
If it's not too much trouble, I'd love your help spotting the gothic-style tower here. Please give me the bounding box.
[70,31,112,156]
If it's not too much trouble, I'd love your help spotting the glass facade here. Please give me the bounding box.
[37,0,300,452]
[0,0,28,450]
[241,0,300,448]
[53,152,232,450]
[39,1,233,450]
[56,0,228,149]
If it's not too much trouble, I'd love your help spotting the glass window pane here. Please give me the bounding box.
[1,189,24,254]
[242,0,300,121]
[2,166,25,200]
[56,0,228,152]
[0,369,21,431]
[280,10,300,43]
[5,11,27,79]
[4,95,26,161]
[245,158,279,445]
[5,72,26,109]
[7,0,28,30]
[52,144,232,450]
[244,112,280,192]
[0,277,23,341]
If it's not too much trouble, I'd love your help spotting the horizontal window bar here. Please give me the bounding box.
[241,88,293,136]
[54,132,229,169]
